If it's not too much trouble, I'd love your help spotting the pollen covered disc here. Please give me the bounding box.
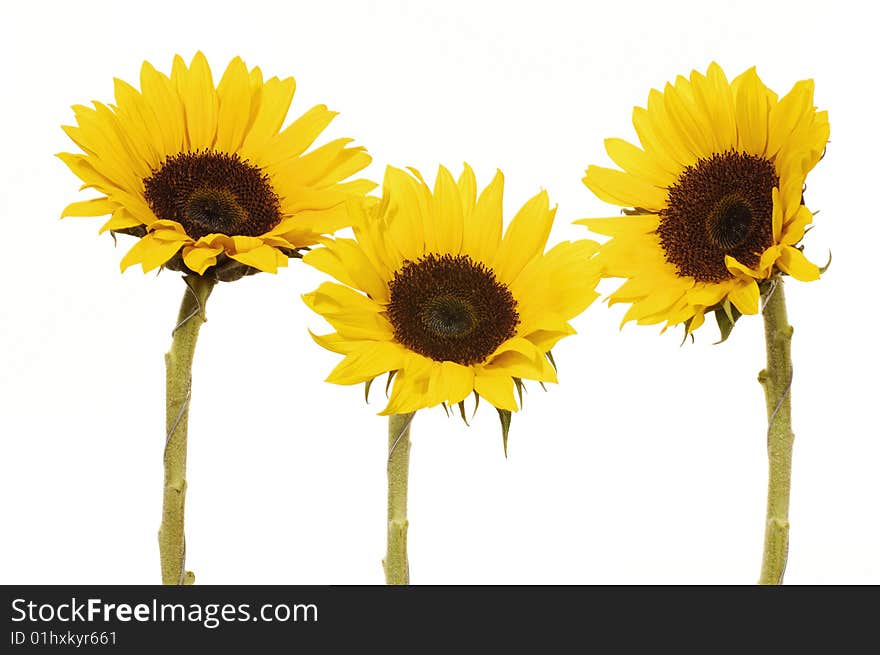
[387,254,520,366]
[144,151,282,240]
[658,150,779,283]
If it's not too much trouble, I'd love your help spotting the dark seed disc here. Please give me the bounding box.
[144,150,282,240]
[657,150,779,282]
[387,254,520,365]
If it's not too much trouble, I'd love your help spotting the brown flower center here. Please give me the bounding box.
[657,150,779,282]
[143,151,282,239]
[387,254,520,365]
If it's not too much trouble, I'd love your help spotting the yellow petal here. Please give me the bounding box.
[380,354,435,415]
[99,208,143,233]
[277,137,356,186]
[215,57,252,153]
[523,324,576,352]
[120,234,185,273]
[309,330,358,355]
[771,187,783,242]
[258,104,337,167]
[687,281,732,307]
[582,165,667,210]
[139,60,186,155]
[175,52,218,151]
[302,282,393,341]
[457,163,477,217]
[303,240,389,303]
[732,67,773,156]
[383,166,428,262]
[493,190,554,282]
[239,76,296,157]
[474,374,517,412]
[621,280,691,323]
[781,205,812,246]
[61,197,116,218]
[686,309,706,334]
[691,63,737,152]
[112,77,163,168]
[574,215,659,236]
[767,79,815,159]
[724,254,762,279]
[484,349,557,384]
[182,244,224,275]
[438,361,475,406]
[326,341,407,385]
[432,165,464,254]
[604,138,674,187]
[462,168,504,264]
[229,244,286,273]
[631,105,686,175]
[777,246,819,281]
[727,279,760,315]
[663,78,713,158]
[512,239,601,331]
[150,225,193,242]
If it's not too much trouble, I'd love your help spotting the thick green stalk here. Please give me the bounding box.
[758,278,794,585]
[159,275,215,585]
[384,412,415,585]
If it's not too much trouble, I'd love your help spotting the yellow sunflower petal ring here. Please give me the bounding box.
[304,164,601,416]
[580,63,829,334]
[59,52,374,280]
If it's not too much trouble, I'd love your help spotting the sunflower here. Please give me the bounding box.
[579,63,829,334]
[303,164,600,416]
[59,52,374,280]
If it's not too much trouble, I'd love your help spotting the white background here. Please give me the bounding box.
[1,0,876,585]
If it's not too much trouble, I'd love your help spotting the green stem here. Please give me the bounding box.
[758,278,794,585]
[159,275,215,585]
[384,412,414,585]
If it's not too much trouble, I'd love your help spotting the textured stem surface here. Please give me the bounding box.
[384,412,414,585]
[159,275,215,585]
[758,279,794,585]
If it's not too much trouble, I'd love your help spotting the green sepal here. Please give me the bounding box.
[364,377,375,404]
[679,321,695,346]
[713,299,742,344]
[545,350,557,371]
[385,370,397,397]
[457,401,469,426]
[513,377,525,408]
[498,409,512,458]
[622,206,653,216]
[440,402,450,418]
[819,250,832,275]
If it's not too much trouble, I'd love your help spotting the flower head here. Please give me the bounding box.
[60,52,374,281]
[579,63,829,335]
[304,165,600,418]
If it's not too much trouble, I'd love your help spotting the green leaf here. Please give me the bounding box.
[498,409,512,458]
